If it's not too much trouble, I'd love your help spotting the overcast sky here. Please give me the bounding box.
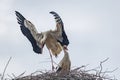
[0,0,120,79]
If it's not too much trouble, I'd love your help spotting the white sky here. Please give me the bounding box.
[0,0,120,79]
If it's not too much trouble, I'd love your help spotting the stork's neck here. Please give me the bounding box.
[40,32,47,43]
[63,49,69,56]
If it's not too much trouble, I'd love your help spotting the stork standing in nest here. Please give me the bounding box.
[15,11,69,70]
[56,49,71,75]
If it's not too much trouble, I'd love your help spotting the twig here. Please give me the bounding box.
[12,73,16,78]
[17,71,26,78]
[1,57,12,80]
[101,68,118,77]
[98,58,109,77]
[7,74,13,79]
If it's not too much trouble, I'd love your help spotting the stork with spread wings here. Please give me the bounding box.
[15,11,69,70]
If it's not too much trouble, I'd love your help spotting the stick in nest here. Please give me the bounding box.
[1,57,12,80]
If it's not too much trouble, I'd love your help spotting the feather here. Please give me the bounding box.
[50,11,69,46]
[15,11,42,54]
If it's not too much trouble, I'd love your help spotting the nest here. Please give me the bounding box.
[10,66,117,80]
[8,58,116,80]
[0,57,118,80]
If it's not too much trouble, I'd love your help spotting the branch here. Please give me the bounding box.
[1,57,12,80]
[98,58,109,77]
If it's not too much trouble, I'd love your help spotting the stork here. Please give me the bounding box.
[56,49,71,75]
[15,11,69,70]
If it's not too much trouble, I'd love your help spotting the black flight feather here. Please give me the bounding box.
[50,11,69,46]
[15,11,42,54]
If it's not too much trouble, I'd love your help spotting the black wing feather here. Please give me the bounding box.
[15,11,42,54]
[50,11,69,46]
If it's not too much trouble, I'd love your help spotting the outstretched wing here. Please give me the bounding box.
[15,11,42,54]
[50,11,69,46]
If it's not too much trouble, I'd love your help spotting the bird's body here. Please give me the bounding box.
[45,31,62,57]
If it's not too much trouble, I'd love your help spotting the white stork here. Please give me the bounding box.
[15,11,69,70]
[56,49,71,75]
